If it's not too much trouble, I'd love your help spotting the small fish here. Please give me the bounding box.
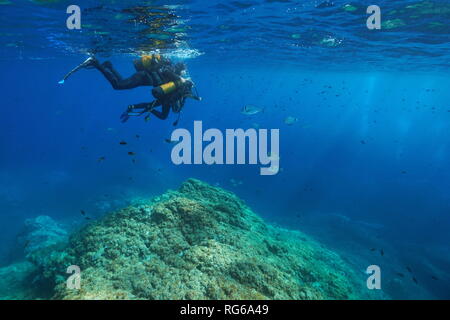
[406,266,413,273]
[132,159,136,163]
[119,141,127,145]
[412,277,418,284]
[360,140,366,144]
[128,152,136,156]
[135,134,140,139]
[370,248,377,252]
[97,156,105,162]
[85,217,91,220]
[241,105,264,116]
[431,276,439,281]
[80,210,86,216]
[396,272,405,278]
[379,249,384,256]
[164,138,177,144]
[284,116,299,126]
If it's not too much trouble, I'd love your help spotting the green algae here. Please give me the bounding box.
[382,19,406,30]
[15,179,372,300]
[342,4,358,12]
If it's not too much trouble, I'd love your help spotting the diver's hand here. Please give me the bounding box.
[180,77,194,86]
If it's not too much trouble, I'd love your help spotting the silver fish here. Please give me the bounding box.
[241,105,264,115]
[284,116,299,125]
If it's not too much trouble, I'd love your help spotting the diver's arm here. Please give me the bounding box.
[185,93,202,101]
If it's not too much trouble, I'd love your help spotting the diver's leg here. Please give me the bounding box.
[95,62,152,90]
[150,104,170,120]
[101,61,123,80]
[128,100,161,113]
[128,102,151,112]
[120,102,148,123]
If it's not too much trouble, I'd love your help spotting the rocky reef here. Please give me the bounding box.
[3,179,372,300]
[0,261,39,299]
[18,215,68,260]
[0,215,68,299]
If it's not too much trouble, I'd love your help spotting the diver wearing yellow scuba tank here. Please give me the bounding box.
[78,54,183,90]
[122,77,201,124]
[66,54,201,124]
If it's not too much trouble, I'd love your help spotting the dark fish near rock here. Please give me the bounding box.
[81,210,91,220]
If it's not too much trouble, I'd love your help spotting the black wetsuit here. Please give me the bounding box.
[94,59,175,90]
[129,81,198,120]
[94,59,194,120]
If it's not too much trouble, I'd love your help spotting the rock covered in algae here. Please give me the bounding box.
[18,215,68,265]
[43,179,368,300]
[0,262,39,300]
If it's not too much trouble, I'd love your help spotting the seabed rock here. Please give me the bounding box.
[25,179,371,299]
[0,261,39,299]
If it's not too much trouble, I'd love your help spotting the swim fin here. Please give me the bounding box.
[58,57,98,84]
[120,111,130,123]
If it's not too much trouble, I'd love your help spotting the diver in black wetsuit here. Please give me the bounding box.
[122,76,202,125]
[82,54,178,89]
[60,54,201,124]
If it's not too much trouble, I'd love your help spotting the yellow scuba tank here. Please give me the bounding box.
[152,81,179,99]
[141,54,161,70]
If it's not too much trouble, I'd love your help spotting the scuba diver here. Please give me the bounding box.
[59,54,201,125]
[120,76,201,125]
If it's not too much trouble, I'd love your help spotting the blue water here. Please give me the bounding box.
[1,0,449,299]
